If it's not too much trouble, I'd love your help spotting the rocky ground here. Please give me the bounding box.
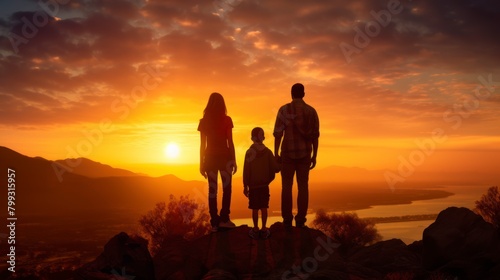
[76,207,500,280]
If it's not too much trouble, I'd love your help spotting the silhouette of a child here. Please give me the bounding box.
[243,127,280,239]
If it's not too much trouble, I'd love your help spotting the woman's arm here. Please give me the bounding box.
[200,132,207,178]
[226,127,237,175]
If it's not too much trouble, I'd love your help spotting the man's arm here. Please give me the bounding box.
[274,107,285,159]
[310,108,320,170]
[274,135,282,159]
[310,137,318,169]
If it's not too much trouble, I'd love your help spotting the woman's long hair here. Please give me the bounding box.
[203,92,227,121]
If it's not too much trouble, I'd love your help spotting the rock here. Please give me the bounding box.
[77,232,154,280]
[153,235,199,280]
[344,262,384,279]
[202,268,238,280]
[406,240,423,255]
[423,207,500,279]
[348,239,421,276]
[305,269,351,280]
[153,223,346,279]
[80,210,500,280]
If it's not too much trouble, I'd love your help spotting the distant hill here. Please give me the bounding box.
[54,158,140,178]
[0,146,87,189]
[312,165,386,183]
[312,164,499,186]
[0,146,461,218]
[0,146,205,216]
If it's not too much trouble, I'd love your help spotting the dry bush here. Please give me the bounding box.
[474,186,500,229]
[312,209,382,249]
[139,195,210,255]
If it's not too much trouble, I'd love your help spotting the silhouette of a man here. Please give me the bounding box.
[274,83,319,228]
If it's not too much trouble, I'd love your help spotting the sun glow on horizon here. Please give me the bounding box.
[2,0,500,185]
[164,142,181,160]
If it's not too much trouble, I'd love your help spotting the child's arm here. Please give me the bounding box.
[269,149,281,173]
[266,149,280,184]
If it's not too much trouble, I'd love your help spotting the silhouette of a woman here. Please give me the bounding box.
[198,93,237,232]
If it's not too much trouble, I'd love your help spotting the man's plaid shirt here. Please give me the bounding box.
[273,99,319,159]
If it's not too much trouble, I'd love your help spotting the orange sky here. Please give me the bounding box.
[1,0,500,182]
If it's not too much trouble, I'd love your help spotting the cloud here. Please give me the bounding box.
[0,0,498,143]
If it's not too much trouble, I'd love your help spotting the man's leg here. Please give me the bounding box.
[281,159,295,226]
[262,186,270,229]
[295,158,310,227]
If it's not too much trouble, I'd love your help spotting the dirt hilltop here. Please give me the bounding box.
[77,207,500,280]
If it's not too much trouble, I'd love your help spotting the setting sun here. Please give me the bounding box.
[164,142,181,159]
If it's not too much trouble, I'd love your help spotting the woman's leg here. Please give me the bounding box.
[207,169,219,227]
[220,167,232,223]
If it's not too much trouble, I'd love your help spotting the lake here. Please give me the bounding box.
[233,185,492,243]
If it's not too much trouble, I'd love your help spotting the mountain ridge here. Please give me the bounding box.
[0,146,205,215]
[0,146,470,218]
[54,157,141,178]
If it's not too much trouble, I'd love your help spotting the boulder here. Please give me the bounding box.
[202,268,238,280]
[154,223,346,279]
[423,207,500,278]
[76,232,154,280]
[348,238,421,276]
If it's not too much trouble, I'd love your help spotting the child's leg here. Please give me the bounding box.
[252,209,259,230]
[261,208,268,229]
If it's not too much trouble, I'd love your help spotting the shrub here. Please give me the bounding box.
[139,195,210,255]
[311,209,382,249]
[474,186,500,228]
